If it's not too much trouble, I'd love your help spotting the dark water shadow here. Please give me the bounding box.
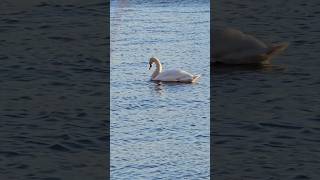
[212,62,288,75]
[152,81,165,95]
[150,80,198,95]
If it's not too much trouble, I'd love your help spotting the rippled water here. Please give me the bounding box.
[0,1,108,179]
[213,0,320,179]
[111,0,210,179]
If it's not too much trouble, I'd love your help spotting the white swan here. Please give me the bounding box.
[148,57,200,83]
[212,28,289,65]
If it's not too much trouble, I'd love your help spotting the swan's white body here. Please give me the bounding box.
[212,28,288,64]
[149,57,200,83]
[153,69,197,82]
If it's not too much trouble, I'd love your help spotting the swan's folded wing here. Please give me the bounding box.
[213,28,268,59]
[154,69,193,82]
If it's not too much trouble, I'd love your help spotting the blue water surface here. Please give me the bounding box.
[111,0,210,179]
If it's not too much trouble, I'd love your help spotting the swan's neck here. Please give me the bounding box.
[152,59,162,79]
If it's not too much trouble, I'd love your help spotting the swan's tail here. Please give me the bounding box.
[267,42,289,57]
[192,75,201,83]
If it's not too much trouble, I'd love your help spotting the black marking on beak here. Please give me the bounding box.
[149,64,152,70]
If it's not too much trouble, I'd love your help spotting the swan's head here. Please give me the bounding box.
[149,57,159,70]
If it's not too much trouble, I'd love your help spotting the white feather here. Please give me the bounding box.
[149,57,200,83]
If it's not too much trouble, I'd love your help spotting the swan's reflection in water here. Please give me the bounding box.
[151,80,198,96]
[153,81,165,95]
